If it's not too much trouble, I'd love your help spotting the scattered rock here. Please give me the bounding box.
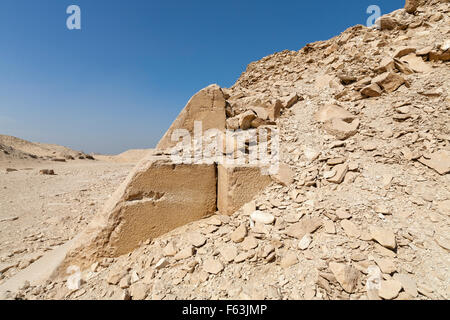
[393,274,417,298]
[327,163,349,184]
[241,236,258,250]
[323,118,359,140]
[163,242,177,257]
[377,16,397,31]
[286,217,322,239]
[155,258,170,270]
[203,258,224,274]
[435,236,450,252]
[280,251,298,268]
[361,83,382,97]
[404,0,419,14]
[0,216,19,223]
[230,224,247,243]
[378,280,402,300]
[329,262,360,293]
[190,233,207,248]
[324,220,336,234]
[393,47,416,59]
[174,246,195,260]
[372,72,405,93]
[341,220,360,238]
[298,234,312,250]
[220,245,238,263]
[374,256,396,274]
[250,211,275,225]
[370,227,397,250]
[335,208,351,220]
[39,169,55,175]
[418,150,450,175]
[271,163,294,186]
[106,269,127,285]
[129,283,148,300]
[239,110,257,130]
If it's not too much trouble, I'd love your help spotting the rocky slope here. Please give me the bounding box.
[5,0,449,300]
[0,135,94,162]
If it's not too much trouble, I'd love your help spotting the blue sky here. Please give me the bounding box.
[0,0,404,154]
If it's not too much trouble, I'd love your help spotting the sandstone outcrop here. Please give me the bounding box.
[156,84,227,151]
[218,164,272,215]
[59,154,217,270]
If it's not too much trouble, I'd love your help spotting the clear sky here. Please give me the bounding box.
[0,0,404,154]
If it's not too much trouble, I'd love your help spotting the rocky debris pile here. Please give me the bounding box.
[4,0,449,300]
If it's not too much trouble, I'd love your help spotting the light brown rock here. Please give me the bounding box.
[418,150,450,175]
[329,262,360,293]
[239,110,257,130]
[280,251,298,268]
[374,256,396,274]
[323,118,359,140]
[324,220,336,234]
[314,105,355,123]
[281,93,299,109]
[174,246,195,260]
[327,163,349,184]
[157,84,226,150]
[241,236,258,250]
[341,220,360,238]
[220,245,238,262]
[361,83,382,97]
[405,0,419,14]
[218,164,272,215]
[270,163,294,186]
[203,258,224,274]
[400,54,433,73]
[370,227,397,250]
[393,47,416,58]
[372,72,405,93]
[378,16,397,31]
[286,217,322,239]
[393,274,417,297]
[378,280,402,300]
[189,233,207,248]
[230,224,247,243]
[163,242,177,257]
[250,211,275,224]
[129,283,149,300]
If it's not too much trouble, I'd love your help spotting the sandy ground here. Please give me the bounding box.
[0,159,134,283]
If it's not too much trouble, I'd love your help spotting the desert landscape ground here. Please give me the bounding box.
[0,0,449,301]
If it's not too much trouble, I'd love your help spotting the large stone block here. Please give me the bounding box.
[156,84,227,151]
[218,164,272,215]
[59,155,217,271]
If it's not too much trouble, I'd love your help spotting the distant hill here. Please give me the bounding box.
[94,149,154,163]
[0,134,94,161]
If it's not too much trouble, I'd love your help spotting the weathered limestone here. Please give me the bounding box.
[372,72,405,93]
[218,164,272,215]
[59,154,217,271]
[361,83,382,97]
[315,104,359,140]
[418,150,450,175]
[156,84,227,151]
[405,0,420,14]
